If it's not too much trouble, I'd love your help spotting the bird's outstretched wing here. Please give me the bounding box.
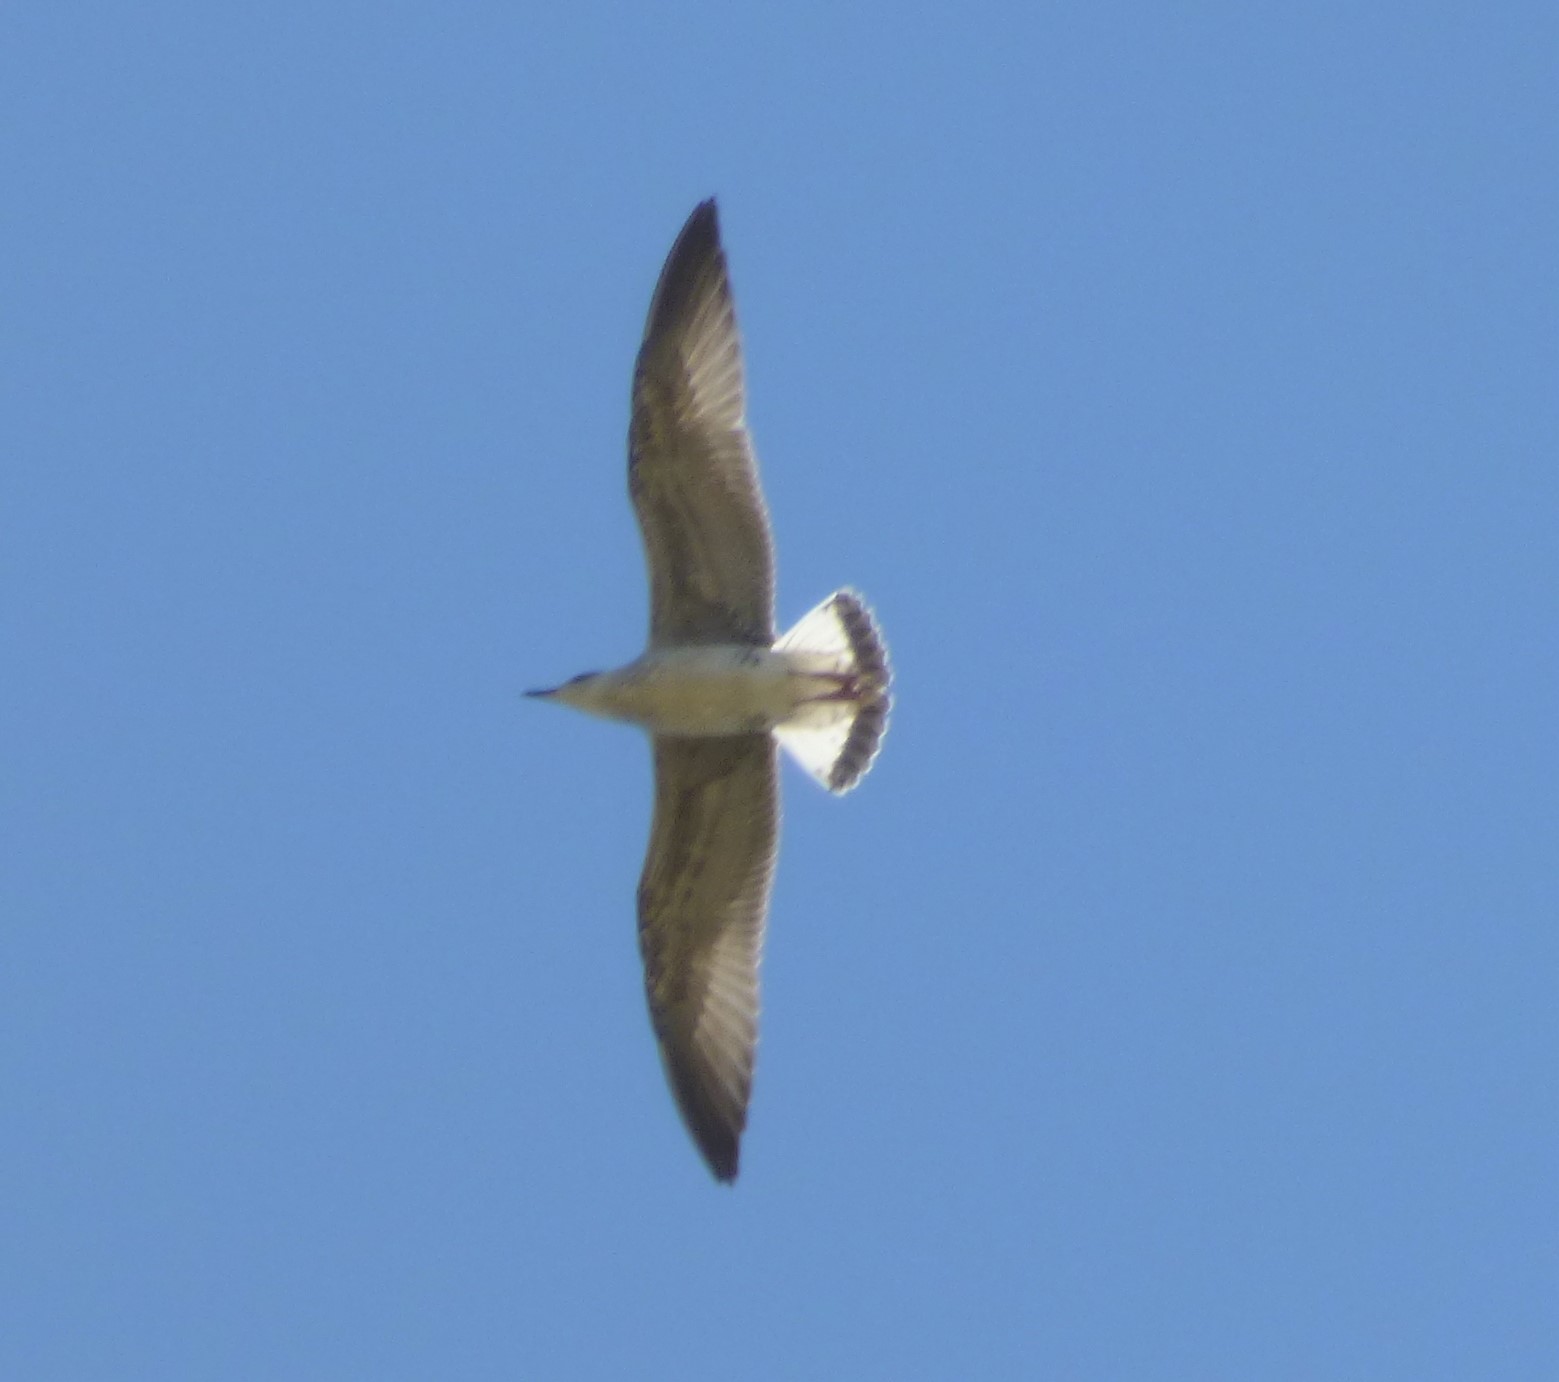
[629,200,776,647]
[637,734,779,1181]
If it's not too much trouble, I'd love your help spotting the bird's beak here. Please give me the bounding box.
[524,687,557,699]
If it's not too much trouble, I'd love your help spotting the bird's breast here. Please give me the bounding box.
[596,646,820,736]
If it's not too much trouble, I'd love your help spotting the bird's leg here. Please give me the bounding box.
[805,671,864,703]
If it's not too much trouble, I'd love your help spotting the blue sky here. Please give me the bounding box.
[3,4,1554,1378]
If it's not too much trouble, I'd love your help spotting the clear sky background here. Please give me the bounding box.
[4,5,1555,1379]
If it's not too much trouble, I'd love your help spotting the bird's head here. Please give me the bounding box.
[525,670,607,713]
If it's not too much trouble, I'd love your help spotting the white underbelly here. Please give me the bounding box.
[607,646,824,736]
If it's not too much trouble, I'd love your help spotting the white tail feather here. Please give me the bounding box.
[774,590,890,793]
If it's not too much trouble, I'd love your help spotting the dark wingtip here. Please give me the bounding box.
[639,198,733,361]
[661,1052,745,1184]
[665,198,722,274]
[686,1106,741,1184]
[705,1142,740,1184]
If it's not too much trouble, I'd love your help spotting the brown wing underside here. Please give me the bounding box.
[628,200,776,647]
[637,734,779,1181]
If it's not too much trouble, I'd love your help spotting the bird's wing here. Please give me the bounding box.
[629,200,776,647]
[638,734,779,1181]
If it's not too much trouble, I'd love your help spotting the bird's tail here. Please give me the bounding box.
[774,590,891,794]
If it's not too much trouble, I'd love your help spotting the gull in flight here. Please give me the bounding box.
[528,200,890,1182]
